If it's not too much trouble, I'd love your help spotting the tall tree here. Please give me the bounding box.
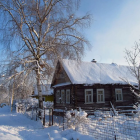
[125,42,140,97]
[0,0,91,109]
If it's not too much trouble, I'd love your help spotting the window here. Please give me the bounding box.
[56,90,60,103]
[66,89,70,104]
[61,90,65,103]
[85,89,93,104]
[97,89,105,103]
[115,89,123,102]
[42,97,45,102]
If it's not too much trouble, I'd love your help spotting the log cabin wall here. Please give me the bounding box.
[75,84,135,111]
[51,61,71,86]
[75,84,112,111]
[53,84,136,111]
[112,85,134,107]
[53,85,75,110]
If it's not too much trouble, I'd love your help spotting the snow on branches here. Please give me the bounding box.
[15,98,53,113]
[65,108,89,130]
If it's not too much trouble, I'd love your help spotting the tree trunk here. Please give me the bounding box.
[36,69,43,110]
[11,82,15,112]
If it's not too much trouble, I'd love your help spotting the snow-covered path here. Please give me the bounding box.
[0,106,52,140]
[0,106,94,140]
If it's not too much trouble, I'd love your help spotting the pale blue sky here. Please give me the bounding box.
[79,0,140,65]
[1,0,140,66]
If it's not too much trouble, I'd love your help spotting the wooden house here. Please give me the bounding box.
[31,84,54,102]
[51,59,138,113]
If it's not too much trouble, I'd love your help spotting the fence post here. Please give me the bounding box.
[36,107,38,121]
[52,108,53,126]
[63,110,65,130]
[43,108,45,126]
[31,107,33,120]
[115,135,116,140]
[49,108,51,126]
[16,105,18,113]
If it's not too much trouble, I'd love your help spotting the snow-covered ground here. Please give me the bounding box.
[0,106,94,140]
[1,105,140,140]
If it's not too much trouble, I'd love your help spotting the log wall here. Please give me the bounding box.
[51,61,71,86]
[54,84,136,111]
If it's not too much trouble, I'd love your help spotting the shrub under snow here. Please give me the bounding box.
[65,109,89,130]
[133,104,140,119]
[15,98,53,114]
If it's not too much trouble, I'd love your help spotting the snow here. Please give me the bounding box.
[1,105,140,140]
[65,109,89,131]
[0,106,94,140]
[61,59,138,85]
[52,82,71,88]
[33,84,53,96]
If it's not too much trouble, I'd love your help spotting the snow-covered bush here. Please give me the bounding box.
[15,98,39,113]
[15,98,53,119]
[43,101,53,108]
[16,98,53,110]
[65,108,89,130]
[133,104,140,118]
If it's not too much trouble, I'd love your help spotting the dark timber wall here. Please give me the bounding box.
[53,84,136,111]
[53,85,74,110]
[75,84,135,111]
[75,84,112,110]
[51,61,71,86]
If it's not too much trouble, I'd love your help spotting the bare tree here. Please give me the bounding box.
[0,59,35,110]
[0,0,91,110]
[125,42,140,96]
[0,85,8,104]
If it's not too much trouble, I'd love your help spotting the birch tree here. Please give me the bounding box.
[0,0,91,110]
[125,42,140,97]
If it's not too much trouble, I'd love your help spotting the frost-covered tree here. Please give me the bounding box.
[0,59,35,109]
[125,42,140,97]
[0,86,8,104]
[0,0,91,110]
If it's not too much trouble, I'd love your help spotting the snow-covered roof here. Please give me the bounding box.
[33,84,53,96]
[61,59,138,85]
[52,82,71,88]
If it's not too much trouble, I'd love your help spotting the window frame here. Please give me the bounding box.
[61,89,65,104]
[97,89,105,103]
[66,89,70,104]
[85,89,93,104]
[56,90,60,103]
[115,88,123,102]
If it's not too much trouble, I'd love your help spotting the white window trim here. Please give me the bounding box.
[85,89,93,104]
[61,89,65,103]
[66,89,70,104]
[56,90,60,103]
[115,89,123,102]
[97,89,105,103]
